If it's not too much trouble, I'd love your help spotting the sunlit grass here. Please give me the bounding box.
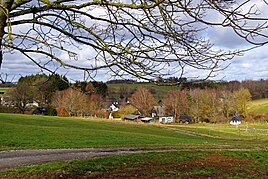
[167,123,268,141]
[249,98,268,113]
[1,113,267,151]
[0,113,227,150]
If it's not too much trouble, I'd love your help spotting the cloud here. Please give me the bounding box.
[207,27,250,49]
[214,45,268,81]
[3,0,268,83]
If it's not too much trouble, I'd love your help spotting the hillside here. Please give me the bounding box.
[1,113,268,178]
[1,113,266,151]
[107,82,182,100]
[248,98,268,114]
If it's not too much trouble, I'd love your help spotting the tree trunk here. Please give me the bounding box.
[0,0,14,67]
[0,10,6,68]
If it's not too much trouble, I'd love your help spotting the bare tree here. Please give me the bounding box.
[8,81,35,114]
[0,73,15,84]
[52,87,87,116]
[129,87,155,116]
[220,90,234,118]
[1,1,268,80]
[163,90,189,121]
[87,93,105,116]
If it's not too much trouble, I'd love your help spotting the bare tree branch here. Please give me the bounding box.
[1,0,268,81]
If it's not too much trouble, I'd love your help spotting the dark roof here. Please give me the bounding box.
[152,105,166,117]
[231,115,241,121]
[124,114,140,120]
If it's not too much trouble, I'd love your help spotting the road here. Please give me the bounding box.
[0,146,179,171]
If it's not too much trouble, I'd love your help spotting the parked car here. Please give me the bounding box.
[179,115,191,123]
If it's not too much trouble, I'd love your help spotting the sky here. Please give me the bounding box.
[1,0,268,83]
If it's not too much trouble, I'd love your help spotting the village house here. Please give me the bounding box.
[230,112,241,126]
[152,103,174,124]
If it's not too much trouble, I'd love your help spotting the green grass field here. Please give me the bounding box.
[1,113,268,151]
[167,123,268,141]
[1,113,268,178]
[0,88,8,93]
[249,98,268,113]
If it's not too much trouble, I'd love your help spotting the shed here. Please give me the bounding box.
[141,117,155,123]
[159,116,174,124]
[124,114,140,121]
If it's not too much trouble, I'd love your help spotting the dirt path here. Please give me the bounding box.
[0,147,177,171]
[0,145,266,171]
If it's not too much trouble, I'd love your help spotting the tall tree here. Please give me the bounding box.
[8,81,35,114]
[1,1,268,80]
[129,87,155,116]
[51,87,87,116]
[233,88,251,118]
[87,94,105,117]
[189,89,220,123]
[163,90,189,121]
[17,73,69,106]
[189,89,202,123]
[220,90,235,118]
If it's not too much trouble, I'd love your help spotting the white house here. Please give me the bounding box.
[230,112,241,126]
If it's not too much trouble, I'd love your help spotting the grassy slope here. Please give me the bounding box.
[167,123,268,141]
[107,83,181,100]
[249,98,268,113]
[1,113,266,150]
[0,113,217,150]
[1,113,268,177]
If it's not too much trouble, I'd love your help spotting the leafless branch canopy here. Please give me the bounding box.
[1,0,268,81]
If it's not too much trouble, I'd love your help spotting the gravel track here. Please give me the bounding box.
[0,145,266,171]
[0,147,177,171]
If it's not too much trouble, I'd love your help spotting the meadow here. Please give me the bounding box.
[1,113,268,178]
[167,123,268,141]
[249,98,268,114]
[1,113,267,150]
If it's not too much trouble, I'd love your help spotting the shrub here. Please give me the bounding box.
[56,107,69,117]
[45,107,57,116]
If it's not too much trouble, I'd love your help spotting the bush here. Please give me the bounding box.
[0,105,16,113]
[45,107,57,116]
[56,107,69,117]
[112,105,137,118]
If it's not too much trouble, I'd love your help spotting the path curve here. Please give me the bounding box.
[0,146,266,171]
[0,147,175,171]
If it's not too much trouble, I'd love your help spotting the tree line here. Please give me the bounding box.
[4,74,268,123]
[127,87,251,123]
[3,74,108,116]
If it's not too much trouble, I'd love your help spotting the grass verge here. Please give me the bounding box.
[1,113,268,150]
